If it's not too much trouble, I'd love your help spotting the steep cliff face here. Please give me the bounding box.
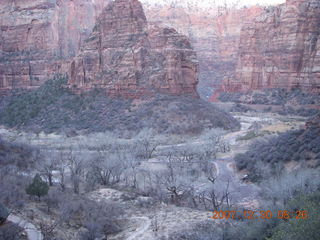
[221,0,320,94]
[0,0,241,133]
[68,0,199,98]
[145,5,262,98]
[0,0,262,99]
[0,0,110,91]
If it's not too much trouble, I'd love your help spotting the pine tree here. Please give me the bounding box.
[26,174,49,200]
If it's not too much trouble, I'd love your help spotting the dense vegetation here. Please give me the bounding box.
[219,88,320,105]
[0,76,240,135]
[1,77,319,239]
[168,169,320,240]
[0,76,68,127]
[1,119,319,239]
[219,88,320,116]
[270,192,320,240]
[235,117,320,181]
[0,128,232,239]
[0,137,34,169]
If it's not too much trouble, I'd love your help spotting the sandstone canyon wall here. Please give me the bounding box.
[0,0,110,91]
[68,0,199,98]
[220,0,320,94]
[4,0,314,101]
[145,5,263,98]
[0,0,264,99]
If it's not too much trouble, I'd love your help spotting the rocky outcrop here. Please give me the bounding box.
[0,0,110,91]
[145,5,263,98]
[220,0,320,94]
[68,0,199,98]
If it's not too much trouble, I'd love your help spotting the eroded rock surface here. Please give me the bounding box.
[220,0,320,94]
[68,0,199,98]
[0,0,110,91]
[145,5,262,98]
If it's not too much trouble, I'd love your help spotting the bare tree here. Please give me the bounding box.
[207,179,231,211]
[35,150,56,186]
[56,149,69,192]
[219,140,231,153]
[261,168,320,207]
[67,148,84,194]
[154,155,195,205]
[123,154,140,188]
[197,167,233,211]
[206,164,218,184]
[134,128,163,159]
[88,148,125,187]
[201,128,228,156]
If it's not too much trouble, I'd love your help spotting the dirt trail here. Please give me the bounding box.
[126,217,151,240]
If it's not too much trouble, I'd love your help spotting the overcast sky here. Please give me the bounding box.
[141,0,286,8]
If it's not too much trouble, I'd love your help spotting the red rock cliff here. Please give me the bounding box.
[145,5,262,98]
[0,0,110,91]
[221,0,320,94]
[68,0,199,98]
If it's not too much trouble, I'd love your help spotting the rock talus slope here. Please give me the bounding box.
[68,0,199,98]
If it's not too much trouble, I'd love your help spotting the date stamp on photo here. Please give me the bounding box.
[209,210,308,220]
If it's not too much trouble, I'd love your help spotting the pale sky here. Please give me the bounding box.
[141,0,286,8]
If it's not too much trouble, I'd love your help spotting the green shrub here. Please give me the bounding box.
[235,120,320,181]
[26,174,49,200]
[0,75,67,127]
[0,86,240,135]
[270,192,320,240]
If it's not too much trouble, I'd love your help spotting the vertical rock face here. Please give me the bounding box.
[68,0,199,98]
[221,0,320,93]
[0,0,110,91]
[207,7,263,95]
[145,5,263,98]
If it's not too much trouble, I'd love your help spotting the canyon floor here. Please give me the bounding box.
[0,110,306,240]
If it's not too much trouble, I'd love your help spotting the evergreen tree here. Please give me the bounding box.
[26,174,49,200]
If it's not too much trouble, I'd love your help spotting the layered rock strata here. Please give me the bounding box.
[145,5,263,98]
[0,0,110,91]
[68,0,199,98]
[220,0,320,94]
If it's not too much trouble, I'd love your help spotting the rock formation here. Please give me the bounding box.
[219,0,320,95]
[0,0,110,91]
[145,5,262,98]
[0,0,261,99]
[68,0,199,98]
[0,0,241,133]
